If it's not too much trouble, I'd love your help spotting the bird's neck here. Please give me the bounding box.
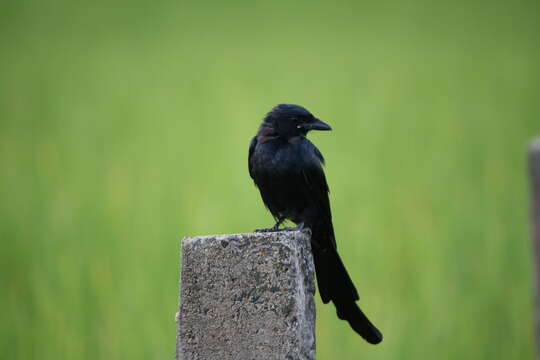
[257,123,277,136]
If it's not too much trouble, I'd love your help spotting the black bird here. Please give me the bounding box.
[248,104,383,344]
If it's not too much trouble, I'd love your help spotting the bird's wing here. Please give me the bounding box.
[301,143,336,249]
[313,146,325,165]
[248,136,257,180]
[301,163,332,221]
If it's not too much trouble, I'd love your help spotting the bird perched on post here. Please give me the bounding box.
[248,104,383,344]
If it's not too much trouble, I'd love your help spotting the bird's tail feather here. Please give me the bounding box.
[312,231,383,344]
[336,299,383,344]
[312,247,358,303]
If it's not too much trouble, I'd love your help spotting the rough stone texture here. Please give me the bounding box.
[529,138,540,357]
[176,231,316,360]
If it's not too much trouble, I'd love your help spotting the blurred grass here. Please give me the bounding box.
[1,0,540,358]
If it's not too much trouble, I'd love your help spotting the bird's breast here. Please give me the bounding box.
[251,142,300,177]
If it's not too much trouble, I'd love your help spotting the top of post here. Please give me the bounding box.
[530,138,540,155]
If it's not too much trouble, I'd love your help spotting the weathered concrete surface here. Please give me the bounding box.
[177,231,316,360]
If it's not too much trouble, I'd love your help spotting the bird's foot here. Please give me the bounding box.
[280,222,311,235]
[254,218,285,233]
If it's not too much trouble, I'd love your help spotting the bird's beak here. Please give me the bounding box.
[307,118,332,131]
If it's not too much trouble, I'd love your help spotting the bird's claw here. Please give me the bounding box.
[254,218,286,233]
[280,227,296,231]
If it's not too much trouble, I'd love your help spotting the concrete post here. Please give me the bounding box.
[529,138,540,359]
[176,230,316,360]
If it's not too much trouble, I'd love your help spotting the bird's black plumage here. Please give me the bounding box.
[248,104,383,344]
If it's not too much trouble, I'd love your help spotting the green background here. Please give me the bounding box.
[2,0,539,359]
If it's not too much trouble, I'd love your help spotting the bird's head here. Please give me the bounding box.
[262,104,331,138]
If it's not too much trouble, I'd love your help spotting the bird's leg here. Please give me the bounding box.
[254,217,285,233]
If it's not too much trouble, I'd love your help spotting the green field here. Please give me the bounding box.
[1,0,540,359]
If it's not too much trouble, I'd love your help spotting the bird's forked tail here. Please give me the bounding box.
[312,240,383,344]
